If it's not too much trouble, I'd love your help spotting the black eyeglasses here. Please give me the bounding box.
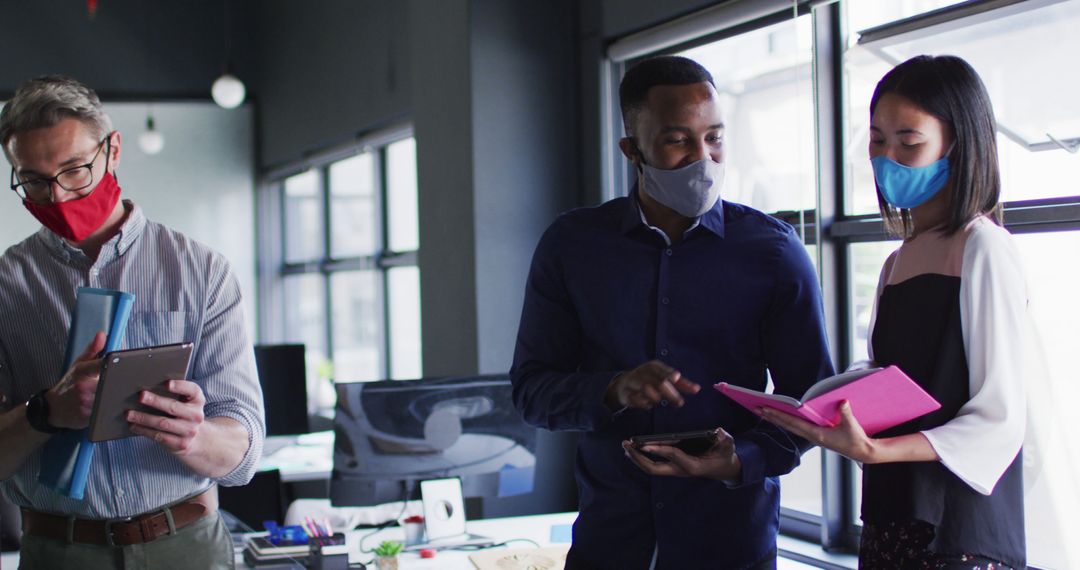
[10,135,111,204]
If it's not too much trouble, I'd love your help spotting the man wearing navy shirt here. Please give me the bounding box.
[510,56,834,569]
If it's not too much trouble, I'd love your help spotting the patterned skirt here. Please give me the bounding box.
[859,520,1013,569]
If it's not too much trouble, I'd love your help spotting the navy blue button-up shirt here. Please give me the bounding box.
[511,194,833,569]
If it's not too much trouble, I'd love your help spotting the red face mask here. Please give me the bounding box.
[23,171,122,243]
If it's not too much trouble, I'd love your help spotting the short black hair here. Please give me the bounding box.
[619,56,715,136]
[870,55,1001,237]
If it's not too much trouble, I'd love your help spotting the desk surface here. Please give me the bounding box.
[259,431,334,483]
[341,511,578,569]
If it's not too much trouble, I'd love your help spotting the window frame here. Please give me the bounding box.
[256,124,420,387]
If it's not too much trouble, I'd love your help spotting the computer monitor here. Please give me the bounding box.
[329,375,537,508]
[253,344,309,437]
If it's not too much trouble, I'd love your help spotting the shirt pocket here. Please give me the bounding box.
[123,311,192,350]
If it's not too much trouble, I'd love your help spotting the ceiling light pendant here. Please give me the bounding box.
[137,114,165,155]
[213,0,245,110]
[211,72,246,109]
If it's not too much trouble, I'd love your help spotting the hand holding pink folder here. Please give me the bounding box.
[715,365,941,436]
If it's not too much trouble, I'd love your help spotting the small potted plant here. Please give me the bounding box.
[373,540,404,570]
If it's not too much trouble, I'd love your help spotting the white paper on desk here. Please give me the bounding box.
[469,546,568,570]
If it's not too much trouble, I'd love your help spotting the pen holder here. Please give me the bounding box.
[401,515,425,547]
[309,533,348,570]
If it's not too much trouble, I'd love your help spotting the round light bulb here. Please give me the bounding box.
[211,73,246,109]
[138,117,165,155]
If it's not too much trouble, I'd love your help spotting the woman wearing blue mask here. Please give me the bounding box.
[760,55,1029,569]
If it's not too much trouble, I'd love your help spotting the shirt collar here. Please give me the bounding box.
[38,200,146,264]
[620,185,726,239]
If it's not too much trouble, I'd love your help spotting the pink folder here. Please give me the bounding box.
[715,365,941,436]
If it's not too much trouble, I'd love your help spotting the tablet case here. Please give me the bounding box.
[88,342,194,442]
[38,287,134,499]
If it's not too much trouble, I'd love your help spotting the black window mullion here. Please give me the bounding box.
[829,200,1080,242]
[321,166,334,364]
[377,147,392,380]
[812,0,863,552]
[277,181,290,338]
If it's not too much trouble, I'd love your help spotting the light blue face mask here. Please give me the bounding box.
[870,151,951,210]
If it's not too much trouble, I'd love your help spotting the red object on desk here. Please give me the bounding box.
[420,549,436,559]
[403,515,424,524]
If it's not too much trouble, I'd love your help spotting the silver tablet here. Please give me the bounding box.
[88,342,194,442]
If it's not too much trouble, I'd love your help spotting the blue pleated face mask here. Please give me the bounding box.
[870,148,952,210]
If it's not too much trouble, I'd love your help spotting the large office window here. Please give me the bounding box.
[261,130,422,411]
[607,0,1080,564]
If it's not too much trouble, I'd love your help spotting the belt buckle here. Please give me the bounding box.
[103,516,134,547]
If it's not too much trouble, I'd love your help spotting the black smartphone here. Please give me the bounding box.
[629,428,719,456]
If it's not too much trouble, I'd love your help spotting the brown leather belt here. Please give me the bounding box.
[21,489,215,546]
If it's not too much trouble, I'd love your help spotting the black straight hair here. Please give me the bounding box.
[619,56,715,137]
[870,55,1002,237]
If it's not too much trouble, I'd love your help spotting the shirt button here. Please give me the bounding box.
[661,297,669,305]
[656,502,664,510]
[117,489,125,497]
[665,249,673,256]
[660,399,669,407]
[660,349,669,357]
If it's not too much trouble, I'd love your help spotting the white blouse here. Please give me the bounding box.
[868,217,1029,495]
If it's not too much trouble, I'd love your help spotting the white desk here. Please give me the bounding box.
[340,511,577,569]
[259,431,334,483]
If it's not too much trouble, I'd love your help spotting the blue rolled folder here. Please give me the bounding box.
[38,287,134,500]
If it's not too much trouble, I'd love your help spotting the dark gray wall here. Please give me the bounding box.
[410,0,480,376]
[0,0,257,99]
[255,0,411,168]
[408,0,580,378]
[470,0,579,374]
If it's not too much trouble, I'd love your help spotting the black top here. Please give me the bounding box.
[864,274,1025,568]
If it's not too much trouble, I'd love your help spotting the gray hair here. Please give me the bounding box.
[0,75,113,157]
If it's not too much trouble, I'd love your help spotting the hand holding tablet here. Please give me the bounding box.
[87,342,194,442]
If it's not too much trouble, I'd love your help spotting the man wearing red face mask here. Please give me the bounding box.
[0,76,264,569]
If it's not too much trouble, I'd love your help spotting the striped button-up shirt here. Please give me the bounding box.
[0,201,265,519]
